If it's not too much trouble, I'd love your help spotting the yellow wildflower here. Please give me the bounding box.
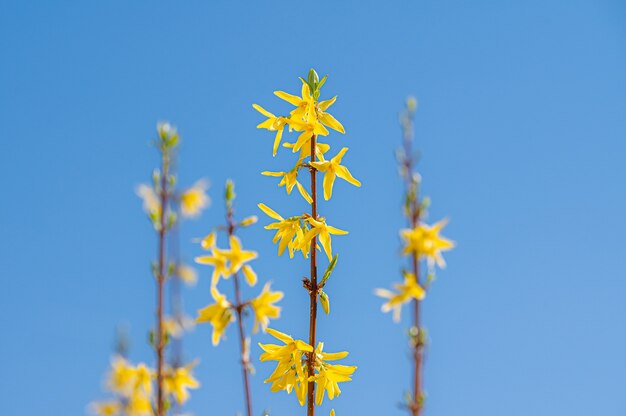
[258,203,309,258]
[224,235,258,277]
[259,328,313,406]
[312,343,357,405]
[125,391,152,416]
[283,141,331,164]
[250,282,284,333]
[163,315,195,339]
[310,147,361,200]
[177,263,197,286]
[400,219,455,268]
[164,365,200,405]
[316,95,346,134]
[107,356,135,394]
[301,217,348,261]
[195,247,231,286]
[253,104,288,156]
[89,400,122,416]
[375,271,425,322]
[196,287,233,346]
[275,81,316,122]
[262,169,312,204]
[287,116,329,153]
[180,179,210,218]
[131,363,153,396]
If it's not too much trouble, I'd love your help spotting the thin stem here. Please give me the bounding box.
[403,113,423,416]
[307,134,318,416]
[227,209,253,416]
[156,150,169,416]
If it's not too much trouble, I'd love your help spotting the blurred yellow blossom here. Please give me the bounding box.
[400,219,455,268]
[250,282,284,333]
[136,184,160,218]
[164,365,200,405]
[89,400,122,416]
[196,287,233,346]
[375,271,425,322]
[180,179,210,218]
[195,247,231,287]
[177,263,198,286]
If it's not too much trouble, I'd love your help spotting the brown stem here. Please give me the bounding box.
[156,151,169,416]
[307,134,318,416]
[227,209,253,416]
[404,113,423,416]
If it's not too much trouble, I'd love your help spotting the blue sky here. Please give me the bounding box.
[1,0,625,415]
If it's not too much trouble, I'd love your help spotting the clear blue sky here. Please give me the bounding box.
[1,1,625,415]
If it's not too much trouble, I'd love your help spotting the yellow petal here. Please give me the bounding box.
[242,265,257,287]
[258,203,283,221]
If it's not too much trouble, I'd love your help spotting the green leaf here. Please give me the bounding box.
[320,254,338,287]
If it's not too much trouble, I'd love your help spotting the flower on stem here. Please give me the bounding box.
[195,246,232,287]
[196,287,233,346]
[164,365,200,405]
[163,315,196,339]
[200,231,216,249]
[259,328,313,406]
[180,179,210,218]
[274,81,316,122]
[310,147,361,200]
[283,141,331,164]
[223,235,258,286]
[89,400,122,416]
[258,203,309,258]
[375,271,425,322]
[286,117,329,153]
[253,104,288,156]
[136,184,161,222]
[316,96,345,134]
[177,263,198,286]
[301,216,348,261]
[262,169,312,204]
[400,219,455,269]
[311,342,357,406]
[250,282,284,333]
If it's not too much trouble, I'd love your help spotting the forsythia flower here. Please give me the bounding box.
[180,179,210,218]
[316,95,346,134]
[283,141,330,164]
[250,282,284,333]
[224,235,258,278]
[195,246,232,286]
[163,315,196,338]
[258,203,309,258]
[253,104,288,156]
[126,392,152,416]
[275,81,316,122]
[287,116,329,153]
[400,219,455,268]
[200,231,216,249]
[375,271,426,322]
[164,365,200,405]
[89,400,122,416]
[196,287,233,346]
[310,147,361,200]
[301,217,348,261]
[311,343,357,405]
[259,328,313,406]
[262,169,312,204]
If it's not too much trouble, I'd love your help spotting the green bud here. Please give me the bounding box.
[225,179,236,203]
[320,254,338,287]
[308,68,319,88]
[318,75,327,89]
[319,290,330,315]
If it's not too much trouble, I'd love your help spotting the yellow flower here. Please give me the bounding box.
[253,104,288,156]
[274,81,316,122]
[164,365,200,405]
[250,282,284,333]
[310,147,361,200]
[224,235,258,278]
[125,391,152,416]
[301,217,348,261]
[287,116,329,153]
[316,95,345,134]
[89,400,122,416]
[262,169,312,204]
[200,231,216,249]
[259,328,313,406]
[136,184,160,218]
[258,203,309,258]
[283,141,331,164]
[131,363,153,396]
[180,179,210,218]
[312,343,357,406]
[375,271,425,322]
[177,263,197,286]
[107,356,136,394]
[196,287,233,346]
[400,219,455,268]
[195,247,231,286]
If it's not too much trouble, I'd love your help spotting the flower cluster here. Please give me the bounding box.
[89,356,199,416]
[259,329,356,407]
[254,69,359,412]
